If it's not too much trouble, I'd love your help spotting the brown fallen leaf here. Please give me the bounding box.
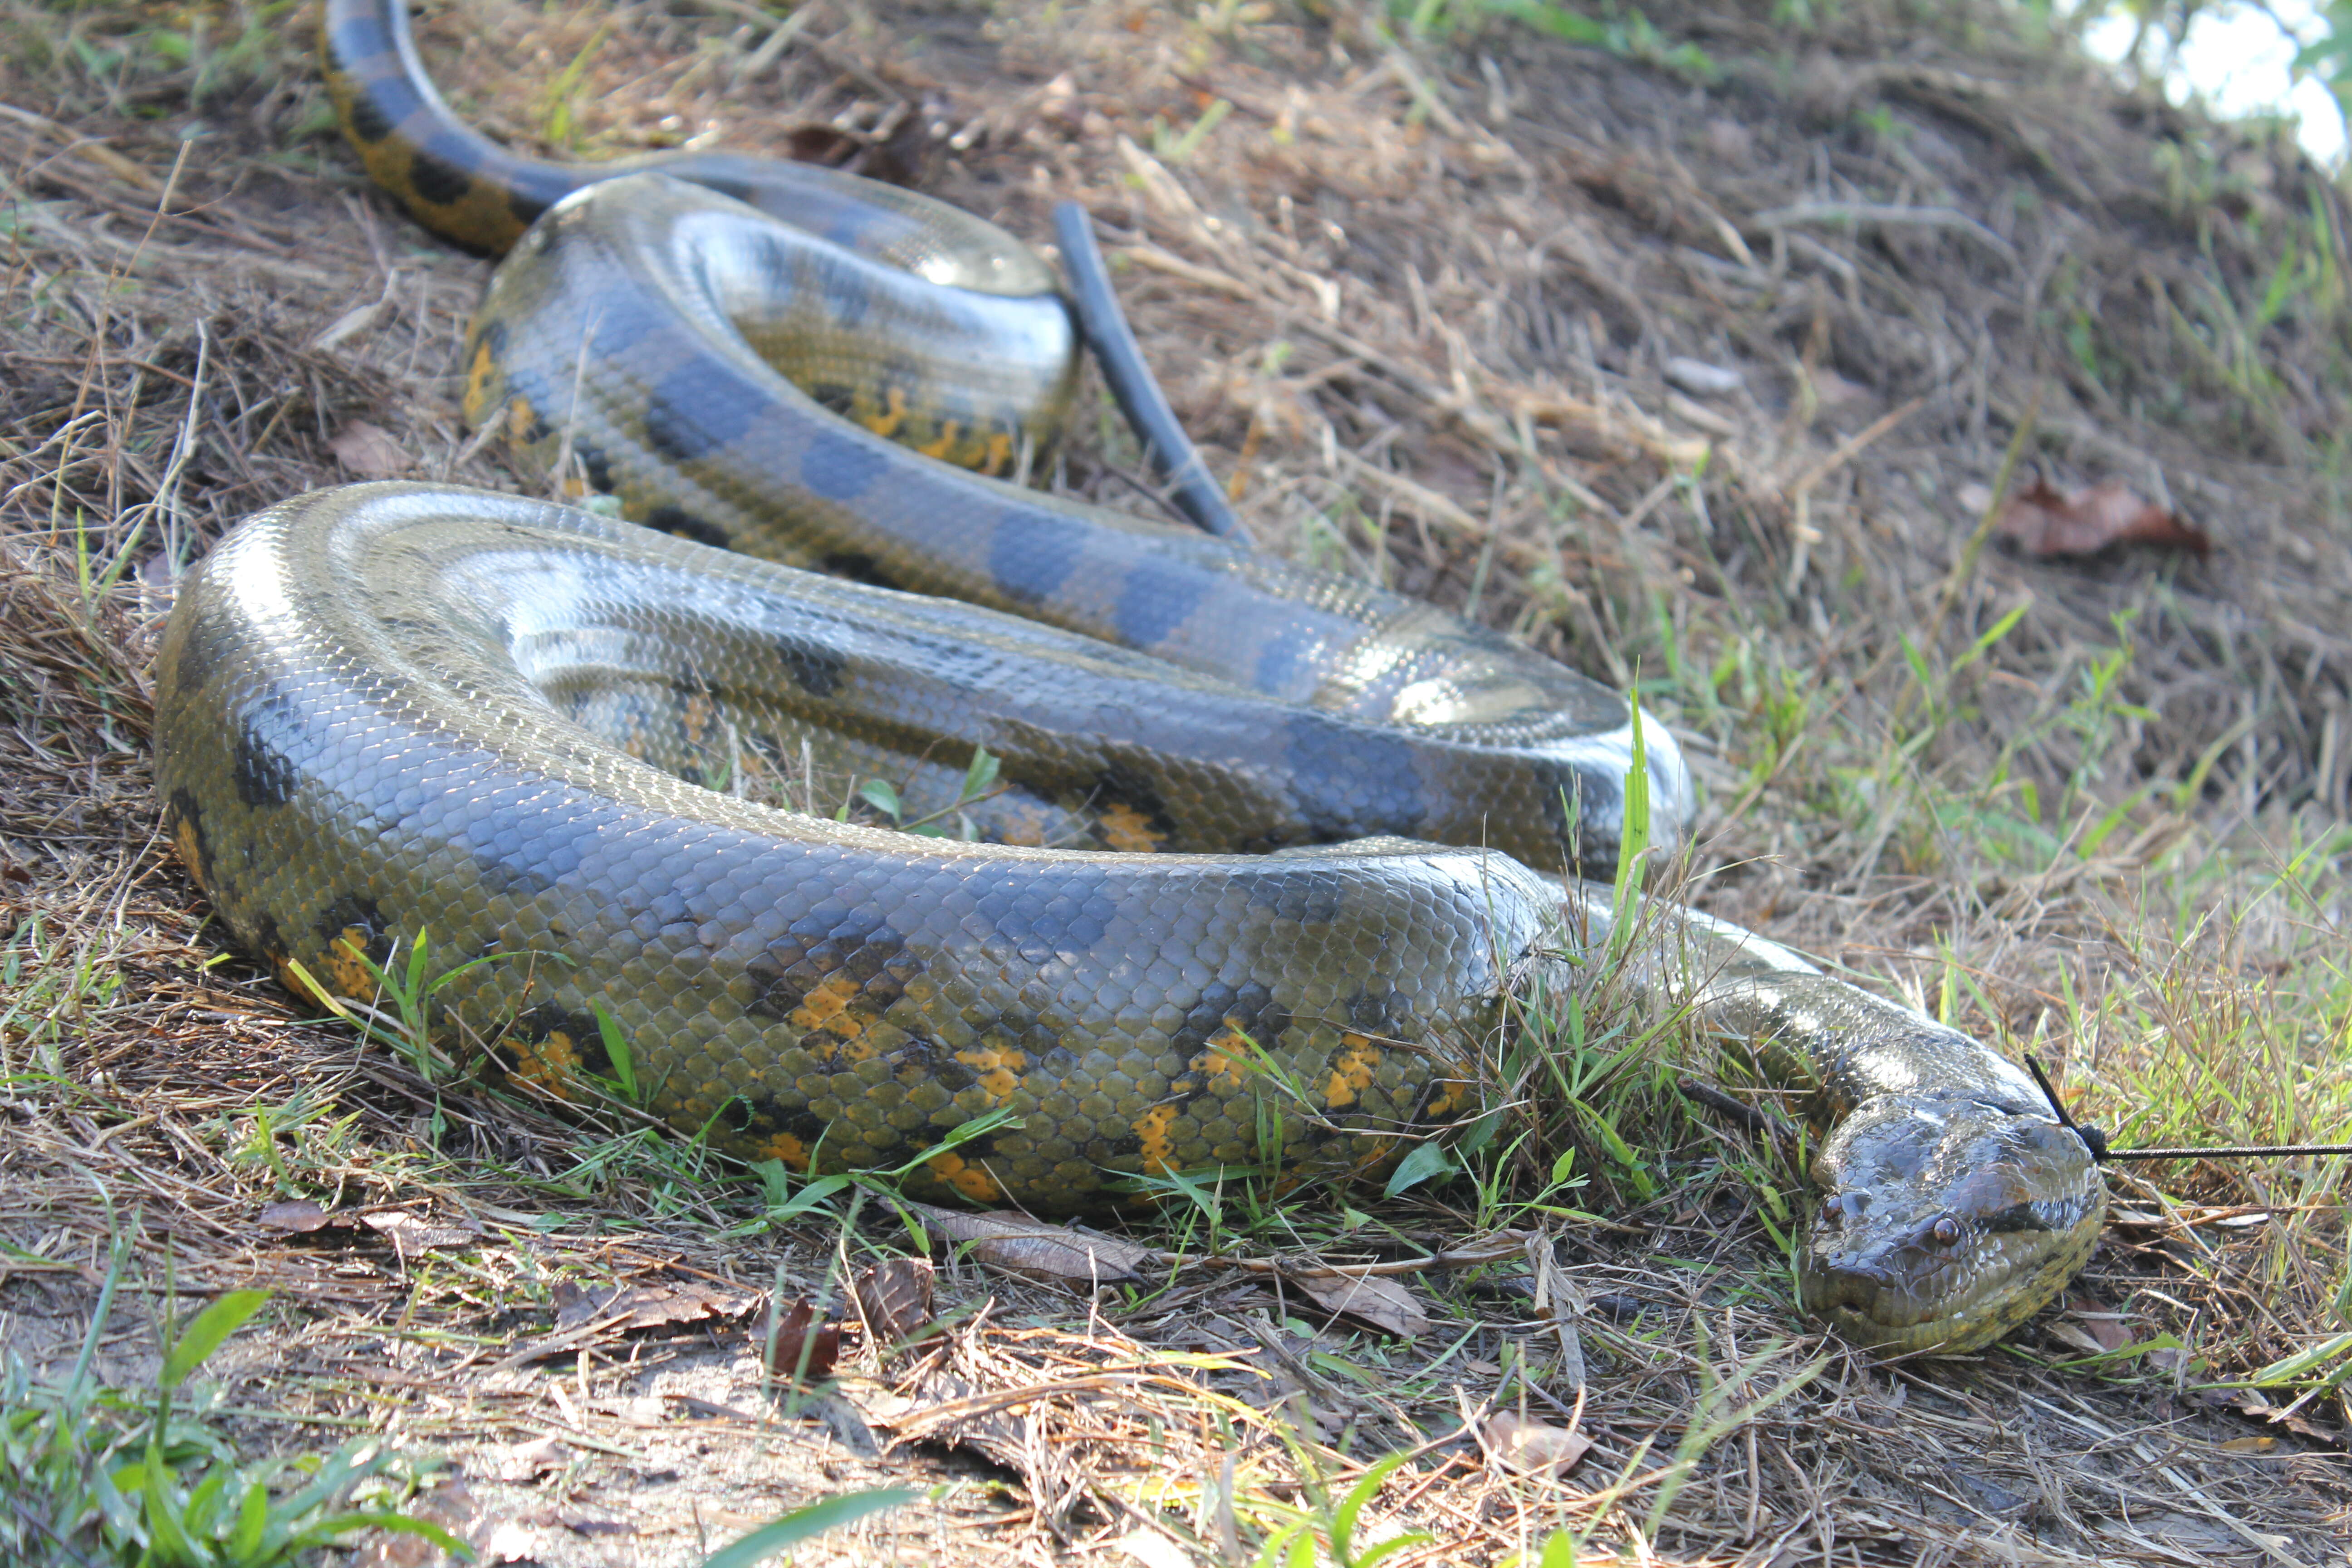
[1994,476,2212,559]
[328,420,410,476]
[764,1296,843,1385]
[1480,1411,1592,1477]
[552,1280,758,1333]
[2066,1304,2133,1353]
[1281,1270,1430,1341]
[853,1257,938,1351]
[909,1204,1151,1286]
[256,1200,338,1233]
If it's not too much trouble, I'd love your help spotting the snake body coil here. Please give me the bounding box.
[149,0,2104,1354]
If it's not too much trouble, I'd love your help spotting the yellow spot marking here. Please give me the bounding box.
[982,431,1014,475]
[274,958,327,1010]
[1421,1065,1475,1122]
[510,1030,586,1099]
[1192,1022,1254,1093]
[322,929,377,1000]
[914,421,963,461]
[506,396,539,449]
[1323,1034,1381,1110]
[1097,802,1166,853]
[680,691,718,749]
[860,385,909,440]
[171,817,207,889]
[462,340,497,426]
[790,972,868,1039]
[927,1150,1002,1202]
[759,1133,813,1171]
[1135,1103,1181,1174]
[955,1043,1028,1102]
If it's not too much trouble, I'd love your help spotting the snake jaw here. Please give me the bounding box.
[1798,1093,2105,1355]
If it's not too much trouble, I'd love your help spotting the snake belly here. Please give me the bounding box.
[157,0,2106,1352]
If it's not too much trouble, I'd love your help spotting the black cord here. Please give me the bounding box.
[2024,1054,2352,1162]
[1052,202,1247,541]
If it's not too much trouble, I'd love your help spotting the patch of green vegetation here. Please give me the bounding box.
[1389,0,1715,81]
[0,1248,461,1566]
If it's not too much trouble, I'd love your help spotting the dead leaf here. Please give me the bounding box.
[853,1257,937,1350]
[1480,1411,1591,1477]
[552,1280,756,1332]
[910,1204,1151,1286]
[359,1209,476,1259]
[1994,476,2212,559]
[256,1200,337,1233]
[764,1296,842,1384]
[2060,1302,2133,1353]
[1281,1270,1429,1340]
[2218,1435,2276,1454]
[328,420,410,476]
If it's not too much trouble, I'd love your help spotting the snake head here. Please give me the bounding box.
[1797,1093,2104,1356]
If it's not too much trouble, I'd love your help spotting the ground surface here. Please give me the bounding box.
[2,0,2350,1563]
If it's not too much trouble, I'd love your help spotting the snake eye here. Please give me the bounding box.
[1931,1215,1962,1246]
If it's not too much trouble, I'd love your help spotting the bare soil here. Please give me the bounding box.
[2,0,2349,1562]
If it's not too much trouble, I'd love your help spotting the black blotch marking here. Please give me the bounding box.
[723,1094,832,1149]
[645,358,759,465]
[163,607,235,699]
[819,551,897,589]
[820,264,872,329]
[1168,981,1290,1066]
[772,635,846,697]
[232,694,301,809]
[1243,867,1346,925]
[744,914,911,1020]
[507,185,548,230]
[970,867,1118,966]
[805,382,860,420]
[573,438,613,494]
[406,145,475,209]
[1282,715,1425,842]
[877,1035,976,1094]
[342,83,398,145]
[250,912,290,968]
[487,363,555,444]
[1112,566,1208,649]
[1343,986,1406,1037]
[987,513,1080,608]
[644,505,730,550]
[1092,1129,1145,1162]
[314,894,393,969]
[798,428,887,501]
[461,810,560,900]
[472,316,510,360]
[1981,1203,2058,1235]
[1088,767,1178,850]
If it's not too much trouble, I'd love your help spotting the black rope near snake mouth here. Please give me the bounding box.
[2024,1054,2352,1164]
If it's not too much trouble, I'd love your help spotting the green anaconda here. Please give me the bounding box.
[147,0,2104,1354]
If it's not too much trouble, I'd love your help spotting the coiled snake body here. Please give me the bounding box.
[150,0,2102,1353]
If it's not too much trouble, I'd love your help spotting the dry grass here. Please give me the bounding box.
[2,0,2350,1562]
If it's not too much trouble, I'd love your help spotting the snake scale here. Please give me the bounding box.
[148,0,2103,1353]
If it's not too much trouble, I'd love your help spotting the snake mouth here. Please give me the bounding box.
[1798,1211,2106,1357]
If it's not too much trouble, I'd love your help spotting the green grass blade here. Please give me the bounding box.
[161,1289,270,1390]
[700,1486,920,1568]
